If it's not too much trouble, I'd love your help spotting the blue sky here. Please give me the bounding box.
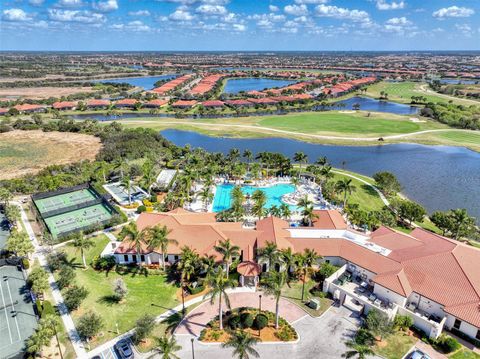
[1,0,479,51]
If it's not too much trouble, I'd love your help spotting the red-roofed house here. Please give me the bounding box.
[86,99,111,109]
[201,100,224,108]
[0,108,9,115]
[171,100,198,109]
[224,99,254,107]
[115,99,139,108]
[53,101,77,110]
[143,99,168,108]
[14,104,46,113]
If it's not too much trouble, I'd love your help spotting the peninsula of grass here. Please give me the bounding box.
[59,235,179,348]
[281,280,333,317]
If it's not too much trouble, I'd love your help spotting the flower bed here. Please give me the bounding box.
[199,307,298,343]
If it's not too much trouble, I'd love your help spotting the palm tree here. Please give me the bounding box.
[222,330,260,359]
[199,186,214,210]
[121,222,146,264]
[335,178,356,208]
[141,159,156,195]
[450,208,475,240]
[243,149,253,172]
[149,336,181,359]
[293,151,308,177]
[279,203,292,222]
[251,190,266,220]
[201,254,217,280]
[262,270,286,329]
[291,176,300,192]
[204,267,235,330]
[297,195,313,212]
[280,247,296,283]
[320,165,334,184]
[121,176,133,205]
[72,232,94,269]
[302,205,319,227]
[315,156,328,167]
[177,246,199,314]
[342,341,375,359]
[296,248,321,301]
[269,205,281,217]
[214,239,240,276]
[145,225,177,271]
[257,241,281,272]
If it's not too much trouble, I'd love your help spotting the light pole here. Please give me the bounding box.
[259,294,262,313]
[191,338,195,359]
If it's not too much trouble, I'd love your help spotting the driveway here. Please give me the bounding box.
[174,304,383,359]
[175,291,306,336]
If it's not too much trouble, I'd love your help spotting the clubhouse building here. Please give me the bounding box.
[111,208,480,342]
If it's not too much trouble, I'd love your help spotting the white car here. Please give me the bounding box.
[407,349,432,359]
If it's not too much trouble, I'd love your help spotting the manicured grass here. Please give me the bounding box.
[450,348,480,359]
[330,172,385,212]
[258,111,427,136]
[374,331,418,359]
[281,280,333,317]
[61,235,179,348]
[365,81,477,106]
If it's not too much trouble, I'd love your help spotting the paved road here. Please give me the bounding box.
[174,305,383,359]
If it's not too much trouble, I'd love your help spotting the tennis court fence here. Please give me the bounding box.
[31,183,91,201]
[40,198,104,219]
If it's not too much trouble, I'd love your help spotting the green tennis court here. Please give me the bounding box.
[0,265,37,359]
[44,203,115,238]
[34,188,98,215]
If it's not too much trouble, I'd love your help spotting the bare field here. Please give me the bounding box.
[0,130,102,180]
[0,86,95,99]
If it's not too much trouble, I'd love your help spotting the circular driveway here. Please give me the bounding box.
[175,291,306,336]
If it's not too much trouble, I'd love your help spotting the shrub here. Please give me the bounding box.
[134,314,155,343]
[394,315,414,331]
[450,328,480,348]
[77,312,103,340]
[113,278,128,301]
[136,205,147,214]
[187,284,204,295]
[240,312,254,329]
[57,265,76,289]
[41,300,56,317]
[275,326,294,341]
[436,335,461,353]
[22,258,30,269]
[63,285,88,311]
[91,255,116,271]
[228,314,241,330]
[47,251,68,271]
[253,314,268,330]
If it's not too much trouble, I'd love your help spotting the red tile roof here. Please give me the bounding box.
[53,101,76,109]
[171,100,198,108]
[202,100,224,107]
[87,99,110,107]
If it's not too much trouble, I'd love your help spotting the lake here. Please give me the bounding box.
[94,74,178,90]
[223,78,296,94]
[337,97,419,115]
[161,129,480,222]
[439,78,479,85]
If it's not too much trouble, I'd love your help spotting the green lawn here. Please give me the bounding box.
[374,331,418,359]
[281,280,333,317]
[258,111,433,137]
[365,81,477,106]
[331,172,385,212]
[450,349,480,359]
[60,235,179,348]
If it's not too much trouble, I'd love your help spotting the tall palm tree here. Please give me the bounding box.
[279,203,292,222]
[302,205,319,227]
[297,195,313,212]
[243,149,253,172]
[335,178,357,208]
[204,267,235,330]
[251,190,266,220]
[315,156,328,167]
[72,232,94,269]
[291,176,300,192]
[293,151,308,177]
[121,222,147,264]
[177,246,199,314]
[450,208,475,240]
[222,331,260,359]
[280,247,296,283]
[201,254,217,280]
[296,248,321,301]
[214,239,240,276]
[257,241,281,272]
[141,159,156,195]
[121,176,133,205]
[269,205,282,217]
[262,270,286,329]
[149,336,182,359]
[320,165,334,184]
[145,225,177,271]
[199,186,214,210]
[342,341,375,359]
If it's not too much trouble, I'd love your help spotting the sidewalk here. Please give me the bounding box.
[14,202,88,358]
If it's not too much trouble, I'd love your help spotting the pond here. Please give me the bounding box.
[438,78,479,85]
[161,129,480,223]
[94,74,178,90]
[337,97,419,115]
[223,78,296,94]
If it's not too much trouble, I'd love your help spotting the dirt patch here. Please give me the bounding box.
[0,130,102,180]
[0,86,95,99]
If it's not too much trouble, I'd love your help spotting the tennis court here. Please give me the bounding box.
[34,188,98,215]
[44,203,115,238]
[0,265,37,359]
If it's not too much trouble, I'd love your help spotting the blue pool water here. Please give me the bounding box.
[212,183,295,212]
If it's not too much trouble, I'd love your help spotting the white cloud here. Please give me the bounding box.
[93,0,118,13]
[128,10,150,17]
[315,4,370,22]
[169,8,194,21]
[455,23,472,36]
[232,23,246,31]
[284,4,308,16]
[48,9,105,23]
[269,5,279,12]
[376,0,405,11]
[55,0,83,7]
[433,6,474,19]
[2,8,32,21]
[386,16,411,25]
[294,0,328,4]
[196,4,227,15]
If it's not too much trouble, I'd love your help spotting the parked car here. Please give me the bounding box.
[114,339,134,359]
[407,349,432,359]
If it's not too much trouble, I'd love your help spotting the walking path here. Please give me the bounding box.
[176,291,306,336]
[13,202,88,358]
[125,120,475,142]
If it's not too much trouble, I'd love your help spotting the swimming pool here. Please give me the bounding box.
[212,183,295,212]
